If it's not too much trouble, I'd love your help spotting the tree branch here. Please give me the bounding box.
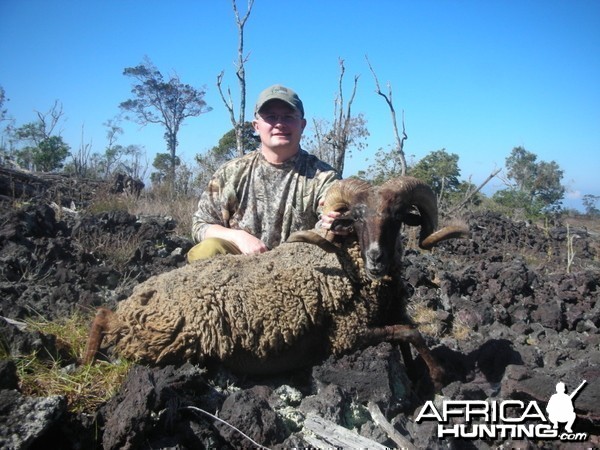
[447,167,502,214]
[218,0,254,157]
[366,55,407,176]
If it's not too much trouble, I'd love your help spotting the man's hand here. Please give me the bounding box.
[318,200,351,236]
[230,229,269,255]
[320,210,345,232]
[204,225,268,255]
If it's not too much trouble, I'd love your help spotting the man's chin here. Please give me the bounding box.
[271,137,293,145]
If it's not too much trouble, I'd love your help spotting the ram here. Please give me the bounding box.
[84,176,468,387]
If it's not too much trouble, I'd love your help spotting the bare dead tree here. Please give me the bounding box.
[71,124,94,177]
[310,59,366,175]
[217,0,255,158]
[35,100,65,141]
[366,55,408,176]
[331,59,360,174]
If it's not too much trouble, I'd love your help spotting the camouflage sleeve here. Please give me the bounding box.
[316,170,341,212]
[191,170,229,243]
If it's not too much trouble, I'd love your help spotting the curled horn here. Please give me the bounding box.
[321,178,371,215]
[285,178,371,251]
[380,176,468,250]
[380,176,439,249]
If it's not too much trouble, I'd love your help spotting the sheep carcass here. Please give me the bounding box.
[84,176,468,387]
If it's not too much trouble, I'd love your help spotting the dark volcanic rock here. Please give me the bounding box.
[217,386,288,449]
[1,175,599,448]
[311,342,414,408]
[0,390,67,450]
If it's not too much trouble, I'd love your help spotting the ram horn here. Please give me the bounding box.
[380,176,469,249]
[379,176,437,248]
[420,221,470,249]
[286,230,339,253]
[286,178,371,250]
[321,178,371,215]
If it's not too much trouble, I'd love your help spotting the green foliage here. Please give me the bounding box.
[408,149,461,195]
[582,194,600,216]
[492,188,544,217]
[361,148,461,190]
[447,179,484,209]
[213,121,259,157]
[0,85,7,123]
[3,101,69,172]
[33,136,70,171]
[14,135,70,171]
[120,57,212,186]
[356,145,405,185]
[195,122,258,188]
[151,152,181,185]
[498,146,565,216]
[506,146,537,190]
[14,122,45,145]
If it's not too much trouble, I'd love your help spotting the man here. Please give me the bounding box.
[189,84,340,261]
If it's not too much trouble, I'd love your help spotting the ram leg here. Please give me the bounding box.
[82,308,114,365]
[362,325,445,390]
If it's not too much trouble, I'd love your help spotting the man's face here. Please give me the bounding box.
[253,100,306,153]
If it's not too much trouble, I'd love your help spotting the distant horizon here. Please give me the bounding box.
[1,0,598,211]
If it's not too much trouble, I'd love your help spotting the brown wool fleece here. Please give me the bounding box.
[105,238,391,372]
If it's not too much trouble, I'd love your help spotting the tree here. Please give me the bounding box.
[10,101,68,171]
[500,146,565,215]
[67,125,94,177]
[32,136,70,171]
[0,86,12,165]
[151,152,181,186]
[120,57,212,188]
[217,0,255,158]
[409,149,461,204]
[195,122,259,189]
[506,146,537,191]
[582,194,599,216]
[357,144,406,185]
[0,86,8,123]
[307,59,368,175]
[409,149,462,210]
[101,118,124,178]
[366,55,408,177]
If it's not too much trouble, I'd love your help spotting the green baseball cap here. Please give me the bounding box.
[255,84,304,117]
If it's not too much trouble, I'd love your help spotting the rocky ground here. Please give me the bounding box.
[0,171,599,449]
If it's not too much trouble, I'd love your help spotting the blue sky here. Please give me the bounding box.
[1,0,599,210]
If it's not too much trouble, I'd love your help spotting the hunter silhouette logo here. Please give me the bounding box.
[415,378,589,442]
[546,380,586,433]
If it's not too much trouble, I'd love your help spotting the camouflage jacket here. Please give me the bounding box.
[192,149,340,250]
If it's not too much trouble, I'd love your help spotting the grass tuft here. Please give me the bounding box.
[11,313,132,413]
